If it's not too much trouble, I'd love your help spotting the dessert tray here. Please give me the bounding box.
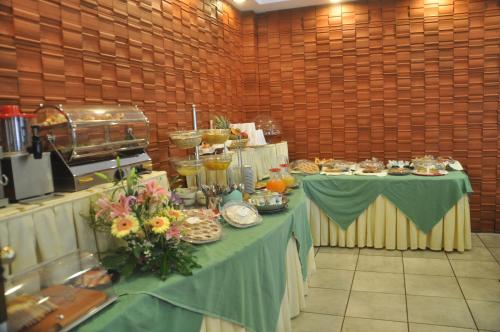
[289,160,320,174]
[387,168,411,176]
[249,191,288,214]
[221,202,263,228]
[413,170,448,176]
[181,210,222,244]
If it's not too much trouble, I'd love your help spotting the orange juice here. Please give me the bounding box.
[266,168,287,193]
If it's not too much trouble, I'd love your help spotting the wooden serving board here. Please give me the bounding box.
[26,285,108,332]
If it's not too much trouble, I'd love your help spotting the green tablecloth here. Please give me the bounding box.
[302,172,472,233]
[76,188,312,332]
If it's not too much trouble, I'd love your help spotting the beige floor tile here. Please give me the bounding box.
[447,247,496,262]
[359,248,402,257]
[320,247,360,255]
[315,252,358,270]
[346,291,407,322]
[471,234,485,248]
[356,255,403,273]
[489,247,500,262]
[407,295,475,329]
[342,317,408,332]
[309,268,354,290]
[477,233,500,248]
[352,271,405,294]
[292,312,343,332]
[405,275,462,298]
[450,260,500,279]
[409,323,477,332]
[458,277,500,302]
[404,257,454,276]
[467,300,500,331]
[403,250,448,260]
[303,287,350,316]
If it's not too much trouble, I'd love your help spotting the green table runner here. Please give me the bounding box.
[76,189,312,332]
[302,172,472,233]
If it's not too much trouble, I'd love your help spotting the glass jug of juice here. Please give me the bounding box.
[266,168,287,193]
[279,163,296,188]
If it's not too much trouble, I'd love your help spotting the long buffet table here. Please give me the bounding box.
[75,182,314,332]
[302,172,473,251]
[0,169,315,332]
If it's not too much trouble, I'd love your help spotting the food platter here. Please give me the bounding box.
[181,215,222,244]
[413,170,448,177]
[221,202,263,228]
[387,168,411,176]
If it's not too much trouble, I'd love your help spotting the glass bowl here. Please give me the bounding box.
[171,158,204,176]
[169,130,202,149]
[199,129,230,145]
[202,154,233,171]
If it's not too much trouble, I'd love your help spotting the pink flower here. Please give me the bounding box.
[110,195,135,218]
[143,180,169,202]
[166,224,181,240]
[95,197,112,218]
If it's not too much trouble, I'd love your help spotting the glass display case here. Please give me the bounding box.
[34,104,152,191]
[3,251,117,332]
[35,104,149,164]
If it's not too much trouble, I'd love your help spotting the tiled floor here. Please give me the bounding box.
[292,233,500,332]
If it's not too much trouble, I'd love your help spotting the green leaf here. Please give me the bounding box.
[121,255,137,278]
[116,156,121,169]
[102,253,127,270]
[95,172,110,182]
[132,246,142,259]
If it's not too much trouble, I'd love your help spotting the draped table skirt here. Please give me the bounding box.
[307,195,471,252]
[200,238,316,332]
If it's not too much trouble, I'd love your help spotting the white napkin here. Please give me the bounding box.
[253,129,267,146]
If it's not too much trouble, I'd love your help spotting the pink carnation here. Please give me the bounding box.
[166,224,181,240]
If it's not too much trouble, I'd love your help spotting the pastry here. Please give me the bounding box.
[182,219,222,244]
[75,269,112,288]
[289,160,320,174]
[7,295,57,331]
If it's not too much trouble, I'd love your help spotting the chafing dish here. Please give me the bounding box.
[35,104,152,191]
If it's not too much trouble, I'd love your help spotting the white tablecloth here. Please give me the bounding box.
[187,142,289,186]
[307,195,472,252]
[0,171,169,275]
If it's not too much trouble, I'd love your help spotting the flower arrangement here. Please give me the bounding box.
[89,163,200,279]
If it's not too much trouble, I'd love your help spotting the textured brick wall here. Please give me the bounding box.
[0,0,499,232]
[242,0,500,232]
[0,0,244,170]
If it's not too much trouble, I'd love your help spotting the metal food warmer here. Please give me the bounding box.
[35,104,152,192]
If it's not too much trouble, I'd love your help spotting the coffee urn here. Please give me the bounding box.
[0,105,53,202]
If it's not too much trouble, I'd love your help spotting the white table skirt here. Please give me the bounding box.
[307,195,472,252]
[200,238,316,332]
[0,171,169,275]
[187,142,289,187]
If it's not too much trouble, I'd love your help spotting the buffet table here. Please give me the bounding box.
[76,186,314,332]
[303,172,473,251]
[0,172,169,274]
[187,142,289,186]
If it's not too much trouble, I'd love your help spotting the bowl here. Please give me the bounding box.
[169,130,202,149]
[171,159,204,176]
[176,187,197,206]
[202,154,233,171]
[229,138,248,149]
[199,129,230,145]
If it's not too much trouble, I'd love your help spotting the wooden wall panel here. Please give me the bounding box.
[243,0,500,232]
[0,0,244,171]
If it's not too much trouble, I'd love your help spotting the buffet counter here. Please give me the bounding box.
[303,172,473,251]
[75,185,314,332]
[0,171,169,275]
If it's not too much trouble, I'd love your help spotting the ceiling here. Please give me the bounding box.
[231,0,351,13]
